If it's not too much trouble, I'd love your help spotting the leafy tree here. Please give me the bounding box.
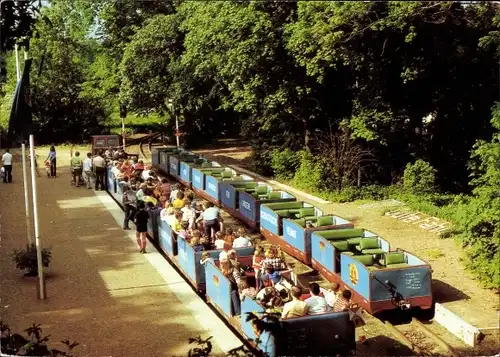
[29,0,106,143]
[285,1,500,191]
[403,159,436,195]
[455,104,500,288]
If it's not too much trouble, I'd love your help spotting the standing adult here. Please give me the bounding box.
[82,153,93,189]
[46,145,57,178]
[70,151,83,187]
[123,185,137,230]
[92,151,106,190]
[196,201,224,238]
[2,149,13,183]
[134,201,149,253]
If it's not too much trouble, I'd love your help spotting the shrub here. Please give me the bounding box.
[292,150,324,192]
[270,148,300,180]
[403,159,436,195]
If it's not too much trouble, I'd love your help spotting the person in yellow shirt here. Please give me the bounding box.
[172,191,185,209]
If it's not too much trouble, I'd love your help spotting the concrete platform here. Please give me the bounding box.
[0,165,241,357]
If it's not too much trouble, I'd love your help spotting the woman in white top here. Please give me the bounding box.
[232,228,252,248]
[214,232,226,249]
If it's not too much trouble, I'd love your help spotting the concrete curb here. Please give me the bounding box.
[230,165,331,204]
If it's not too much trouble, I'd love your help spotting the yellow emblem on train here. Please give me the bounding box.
[213,275,219,287]
[349,264,358,285]
[319,240,326,251]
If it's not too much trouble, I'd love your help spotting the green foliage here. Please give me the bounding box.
[0,321,79,356]
[11,244,52,276]
[292,150,324,192]
[403,159,436,195]
[270,148,300,180]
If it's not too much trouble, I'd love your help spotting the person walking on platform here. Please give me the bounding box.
[123,185,137,230]
[2,149,13,183]
[92,151,106,191]
[82,153,92,189]
[46,145,57,178]
[70,151,83,187]
[134,201,149,253]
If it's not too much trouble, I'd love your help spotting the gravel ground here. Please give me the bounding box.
[0,149,224,357]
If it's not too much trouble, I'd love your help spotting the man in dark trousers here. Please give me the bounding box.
[2,149,13,183]
[92,151,106,190]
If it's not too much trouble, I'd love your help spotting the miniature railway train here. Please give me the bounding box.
[105,147,433,356]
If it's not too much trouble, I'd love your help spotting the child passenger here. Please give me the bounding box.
[200,251,215,266]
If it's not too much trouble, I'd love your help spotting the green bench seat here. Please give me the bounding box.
[266,191,282,199]
[355,238,381,253]
[316,228,364,240]
[347,237,362,246]
[361,248,385,255]
[264,202,303,211]
[315,216,334,227]
[386,263,409,269]
[331,240,349,251]
[379,252,407,267]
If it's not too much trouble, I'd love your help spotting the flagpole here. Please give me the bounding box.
[29,135,45,299]
[21,143,32,246]
[14,44,20,82]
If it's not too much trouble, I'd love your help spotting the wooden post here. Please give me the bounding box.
[357,168,361,187]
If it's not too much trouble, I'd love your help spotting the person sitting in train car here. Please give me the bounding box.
[181,198,196,229]
[238,276,257,301]
[121,159,133,176]
[172,210,183,232]
[200,251,215,267]
[197,201,224,239]
[104,148,114,161]
[220,259,242,315]
[281,286,309,320]
[136,183,147,202]
[305,283,331,315]
[172,191,185,209]
[232,228,253,248]
[256,287,283,314]
[190,236,205,252]
[261,267,282,287]
[252,246,264,289]
[141,165,152,181]
[320,282,341,309]
[169,183,179,202]
[178,221,191,240]
[219,246,230,261]
[223,227,236,245]
[214,231,226,249]
[145,176,156,191]
[160,203,172,221]
[227,249,240,269]
[262,247,287,271]
[134,159,145,171]
[142,188,158,207]
[333,290,352,313]
[157,178,171,205]
[200,236,212,251]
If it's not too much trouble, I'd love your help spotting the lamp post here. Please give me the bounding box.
[167,98,179,147]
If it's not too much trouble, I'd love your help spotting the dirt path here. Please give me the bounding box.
[0,152,223,357]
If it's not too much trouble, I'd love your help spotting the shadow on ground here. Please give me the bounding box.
[0,165,225,357]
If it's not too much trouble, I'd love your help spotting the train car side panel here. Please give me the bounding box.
[169,156,179,177]
[192,168,205,191]
[340,254,371,301]
[279,312,356,356]
[205,262,232,317]
[259,205,280,236]
[205,176,220,203]
[240,297,276,357]
[179,162,192,185]
[282,219,307,263]
[311,233,337,281]
[219,182,238,210]
[158,220,176,258]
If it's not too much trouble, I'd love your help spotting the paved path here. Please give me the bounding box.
[0,162,240,356]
